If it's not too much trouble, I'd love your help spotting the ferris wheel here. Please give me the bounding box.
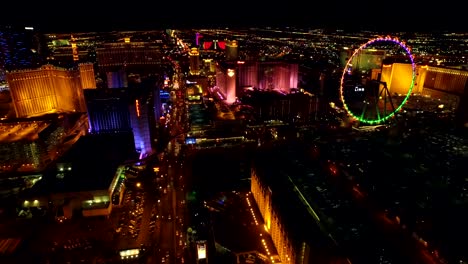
[340,36,416,125]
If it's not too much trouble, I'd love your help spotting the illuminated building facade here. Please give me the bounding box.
[202,58,216,74]
[378,63,468,125]
[0,113,88,172]
[84,86,157,158]
[237,61,299,93]
[19,135,136,219]
[255,62,298,92]
[250,159,350,264]
[154,86,163,124]
[340,49,386,72]
[458,84,468,127]
[416,65,468,127]
[236,61,258,91]
[96,41,164,74]
[70,35,79,61]
[226,68,237,104]
[45,34,89,68]
[84,89,132,134]
[0,25,44,81]
[346,59,468,126]
[215,64,237,104]
[196,240,207,263]
[251,171,295,264]
[6,64,94,118]
[189,47,201,75]
[129,95,154,159]
[215,61,299,104]
[106,70,128,88]
[248,91,320,122]
[78,63,97,89]
[225,40,238,61]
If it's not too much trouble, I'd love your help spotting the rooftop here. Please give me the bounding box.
[27,133,137,194]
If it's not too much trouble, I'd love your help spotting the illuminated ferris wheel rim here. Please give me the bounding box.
[339,36,417,125]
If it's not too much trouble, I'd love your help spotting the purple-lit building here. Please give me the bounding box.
[215,61,299,104]
[0,25,45,81]
[84,84,159,159]
[106,69,128,88]
[225,40,238,61]
[241,61,299,93]
[129,93,155,159]
[84,89,133,134]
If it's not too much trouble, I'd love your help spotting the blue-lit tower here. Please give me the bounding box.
[0,25,44,81]
[128,77,160,159]
[84,89,132,134]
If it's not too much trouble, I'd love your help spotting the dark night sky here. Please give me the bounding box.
[0,1,465,33]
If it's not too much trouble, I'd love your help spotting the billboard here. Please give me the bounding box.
[197,241,206,260]
[185,137,196,145]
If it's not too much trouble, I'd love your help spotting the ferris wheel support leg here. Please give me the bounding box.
[360,102,367,120]
[375,102,381,121]
[386,88,398,122]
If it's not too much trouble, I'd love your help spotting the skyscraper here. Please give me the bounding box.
[220,60,300,100]
[189,47,201,76]
[129,77,160,159]
[106,70,128,88]
[84,84,158,158]
[79,63,97,89]
[84,89,132,134]
[0,25,44,81]
[129,95,154,159]
[225,40,238,61]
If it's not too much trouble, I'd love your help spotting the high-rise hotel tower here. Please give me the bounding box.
[225,40,238,61]
[0,25,46,81]
[84,85,157,159]
[6,63,96,118]
[189,47,201,76]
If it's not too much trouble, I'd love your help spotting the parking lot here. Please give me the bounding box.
[0,179,154,264]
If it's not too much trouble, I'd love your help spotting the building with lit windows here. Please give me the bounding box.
[129,91,155,159]
[96,41,164,75]
[106,69,128,88]
[189,47,201,75]
[0,25,45,81]
[45,34,91,68]
[186,75,209,102]
[84,89,133,134]
[225,40,238,61]
[239,61,299,93]
[6,63,96,118]
[251,171,295,264]
[78,63,97,89]
[215,61,299,104]
[84,85,157,159]
[0,112,88,173]
[250,151,351,264]
[244,90,320,122]
[415,65,468,127]
[18,133,136,219]
[342,48,468,127]
[215,64,237,104]
[371,63,468,126]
